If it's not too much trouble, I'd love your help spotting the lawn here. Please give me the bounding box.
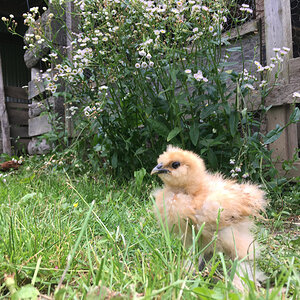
[0,157,299,299]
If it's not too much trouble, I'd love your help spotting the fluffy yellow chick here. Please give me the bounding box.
[151,145,267,289]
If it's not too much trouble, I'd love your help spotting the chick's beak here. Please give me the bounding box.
[151,163,170,175]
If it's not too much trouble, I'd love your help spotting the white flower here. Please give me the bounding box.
[149,61,154,67]
[229,159,235,165]
[185,69,192,74]
[235,167,241,172]
[280,50,288,56]
[141,62,148,68]
[139,50,146,56]
[171,8,180,14]
[293,91,300,98]
[135,63,141,69]
[283,47,290,52]
[242,173,249,179]
[273,48,280,52]
[259,80,267,88]
[254,61,261,66]
[193,70,208,82]
[102,36,108,42]
[160,29,166,34]
[240,4,253,13]
[9,14,14,18]
[208,26,214,33]
[257,65,264,72]
[244,84,255,90]
[193,27,199,33]
[146,53,152,59]
[154,30,160,35]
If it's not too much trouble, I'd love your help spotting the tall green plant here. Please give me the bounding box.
[3,0,299,179]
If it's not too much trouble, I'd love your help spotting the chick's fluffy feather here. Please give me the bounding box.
[152,145,267,261]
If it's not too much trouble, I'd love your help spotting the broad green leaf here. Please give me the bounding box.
[54,288,67,300]
[167,127,181,142]
[148,119,169,138]
[289,107,300,123]
[193,286,214,297]
[207,148,218,170]
[200,104,218,119]
[111,152,118,168]
[189,124,199,146]
[229,111,239,137]
[263,124,283,145]
[170,68,177,83]
[12,285,39,300]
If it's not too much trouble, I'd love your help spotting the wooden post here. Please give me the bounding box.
[264,0,299,168]
[0,53,12,156]
[264,0,293,81]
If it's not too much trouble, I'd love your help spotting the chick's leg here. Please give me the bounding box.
[218,222,265,289]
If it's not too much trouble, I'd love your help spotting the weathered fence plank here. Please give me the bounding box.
[28,114,51,137]
[0,54,12,156]
[4,86,28,100]
[264,0,293,80]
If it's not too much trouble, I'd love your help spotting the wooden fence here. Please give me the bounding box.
[0,85,29,155]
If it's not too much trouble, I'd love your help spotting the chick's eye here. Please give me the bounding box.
[172,161,180,169]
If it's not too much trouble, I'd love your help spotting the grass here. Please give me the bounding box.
[0,157,299,299]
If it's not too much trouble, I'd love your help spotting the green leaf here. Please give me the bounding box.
[289,107,300,123]
[263,124,283,145]
[111,152,118,168]
[11,285,39,300]
[207,148,218,170]
[200,104,218,119]
[20,193,37,202]
[193,286,215,297]
[220,61,239,67]
[170,68,177,83]
[226,46,242,52]
[148,119,169,138]
[189,124,199,146]
[167,127,181,142]
[291,236,300,246]
[54,288,67,300]
[229,111,239,137]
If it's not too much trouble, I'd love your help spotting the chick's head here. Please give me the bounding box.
[151,145,206,190]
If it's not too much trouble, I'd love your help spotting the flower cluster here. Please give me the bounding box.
[185,69,208,82]
[135,50,154,69]
[83,103,103,118]
[239,4,253,14]
[229,159,249,179]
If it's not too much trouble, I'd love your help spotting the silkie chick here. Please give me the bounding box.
[151,145,267,289]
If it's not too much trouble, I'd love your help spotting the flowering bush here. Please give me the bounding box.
[3,0,299,179]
